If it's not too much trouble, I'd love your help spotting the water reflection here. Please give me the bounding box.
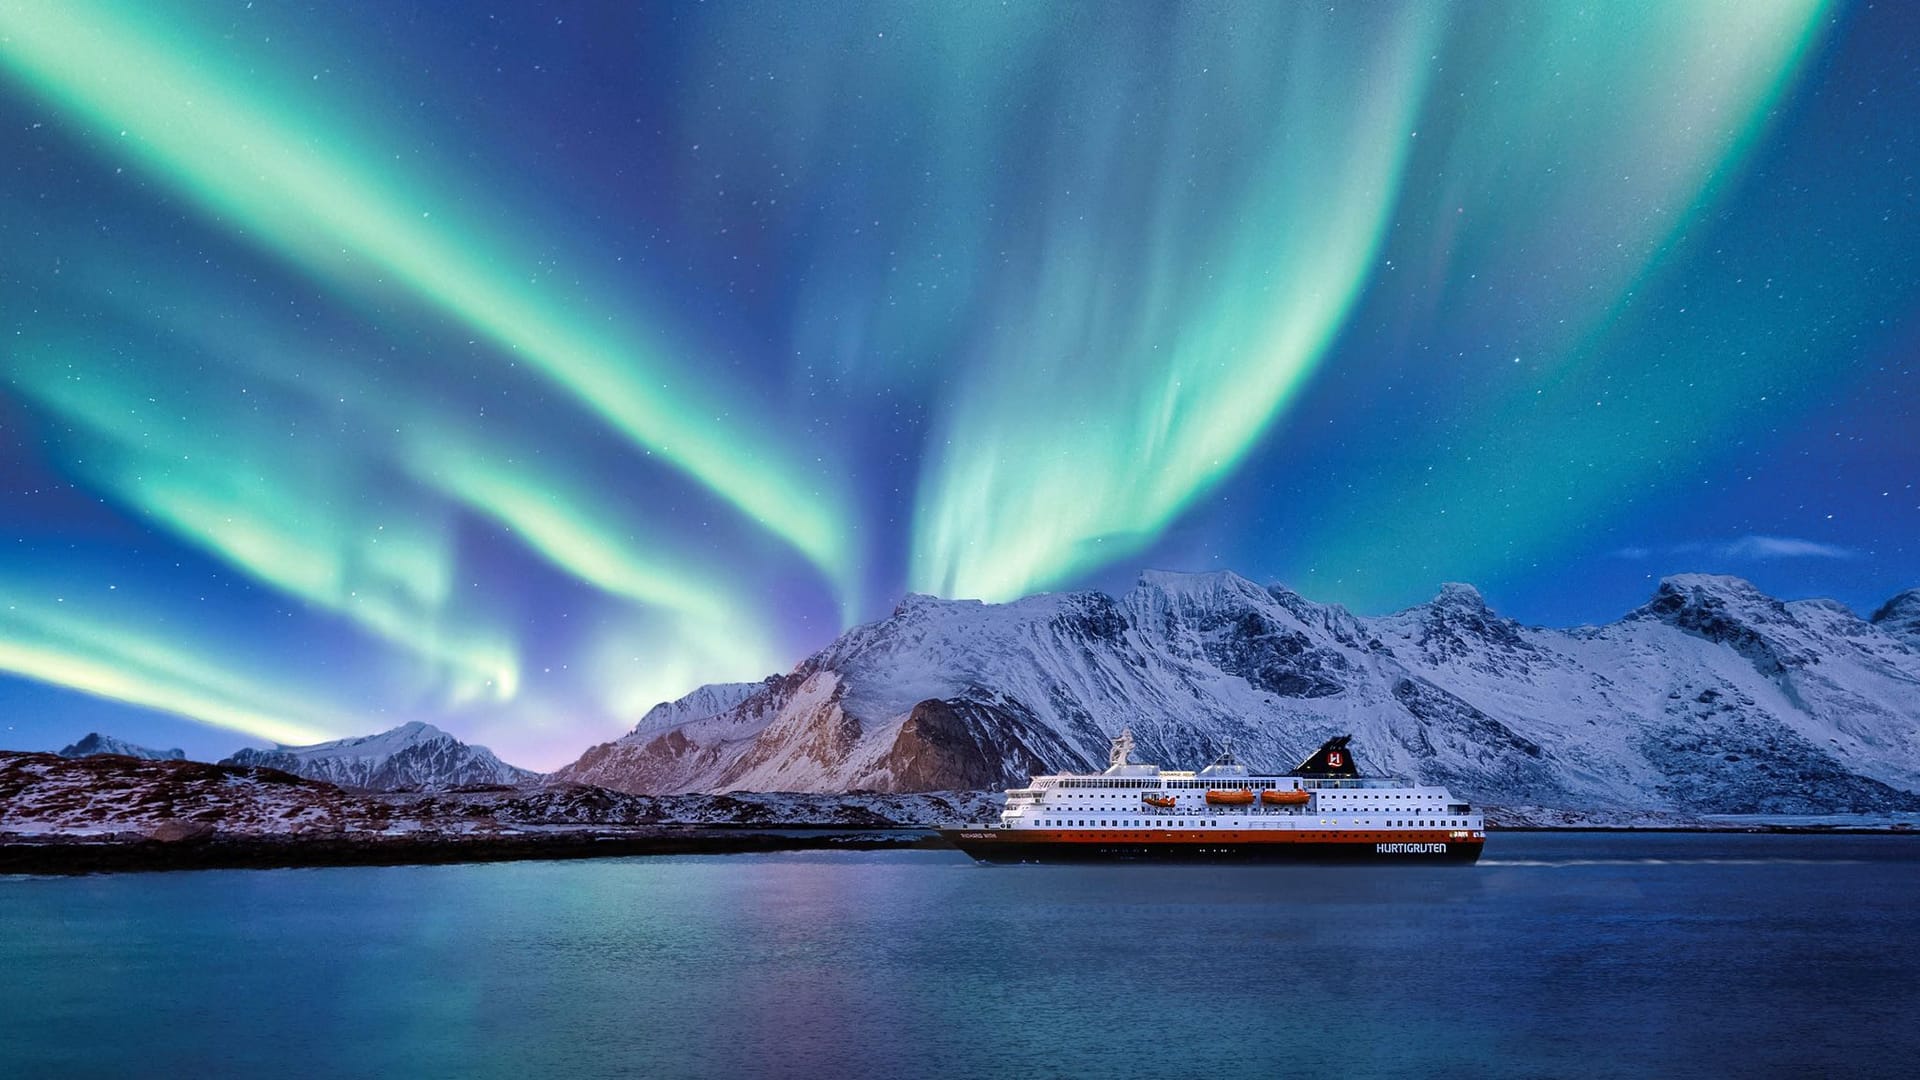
[1,835,1915,1078]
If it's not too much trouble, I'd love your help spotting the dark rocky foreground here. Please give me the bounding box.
[0,751,986,876]
[0,827,947,876]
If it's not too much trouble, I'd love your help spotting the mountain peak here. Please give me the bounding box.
[1639,575,1789,623]
[1875,588,1920,614]
[1137,568,1260,591]
[891,592,947,617]
[57,733,186,761]
[1433,582,1486,608]
[1132,569,1270,611]
[1872,588,1920,644]
[1380,580,1531,666]
[1632,574,1805,673]
[1655,573,1767,598]
[269,720,451,754]
[222,722,535,791]
[631,681,766,737]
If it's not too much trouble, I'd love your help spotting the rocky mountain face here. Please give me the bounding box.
[222,721,539,791]
[57,733,186,761]
[1872,589,1920,647]
[555,571,1920,814]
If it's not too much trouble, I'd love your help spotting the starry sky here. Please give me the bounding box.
[2,1,1916,769]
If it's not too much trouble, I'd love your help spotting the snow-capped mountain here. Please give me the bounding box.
[222,721,539,791]
[57,733,186,761]
[555,571,1920,814]
[1873,589,1920,647]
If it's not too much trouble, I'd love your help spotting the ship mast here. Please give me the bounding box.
[1108,728,1135,769]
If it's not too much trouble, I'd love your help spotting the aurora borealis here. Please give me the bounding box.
[2,2,1916,768]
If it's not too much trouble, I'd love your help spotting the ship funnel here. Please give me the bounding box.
[1287,735,1361,778]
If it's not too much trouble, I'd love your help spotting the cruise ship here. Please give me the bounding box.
[940,730,1484,863]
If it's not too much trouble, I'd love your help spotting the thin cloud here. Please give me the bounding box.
[1716,535,1859,560]
[1609,536,1858,561]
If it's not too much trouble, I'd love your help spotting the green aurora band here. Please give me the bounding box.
[912,1,1830,602]
[10,346,522,705]
[910,7,1440,600]
[0,0,1877,761]
[0,577,343,746]
[0,1,854,601]
[1287,2,1837,603]
[409,443,786,686]
[9,279,791,736]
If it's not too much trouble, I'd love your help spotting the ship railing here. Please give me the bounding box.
[1137,807,1305,817]
[1299,778,1406,789]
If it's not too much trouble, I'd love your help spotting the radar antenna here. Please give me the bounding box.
[1210,738,1238,768]
[1108,728,1135,769]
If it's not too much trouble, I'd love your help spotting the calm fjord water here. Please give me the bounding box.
[3,833,1917,1079]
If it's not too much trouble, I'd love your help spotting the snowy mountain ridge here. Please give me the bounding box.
[222,721,539,791]
[1872,588,1920,646]
[554,570,1920,814]
[57,733,186,761]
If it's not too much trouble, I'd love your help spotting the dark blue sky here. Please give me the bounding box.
[1,2,1914,767]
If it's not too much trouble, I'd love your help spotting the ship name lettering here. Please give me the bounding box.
[1375,842,1448,854]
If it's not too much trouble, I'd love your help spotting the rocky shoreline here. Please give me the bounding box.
[0,826,947,876]
[0,750,984,875]
[4,751,1913,876]
[8,816,1912,877]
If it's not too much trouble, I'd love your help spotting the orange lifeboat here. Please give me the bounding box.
[1261,788,1310,806]
[1141,793,1177,808]
[1204,788,1255,806]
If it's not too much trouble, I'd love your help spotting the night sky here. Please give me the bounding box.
[2,2,1915,769]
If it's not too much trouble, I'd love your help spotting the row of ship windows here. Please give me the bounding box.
[1029,814,1474,822]
[1044,814,1221,822]
[1037,780,1441,793]
[1051,780,1158,789]
[1048,792,1427,801]
[1036,799,1443,807]
[1041,779,1365,790]
[1052,780,1305,791]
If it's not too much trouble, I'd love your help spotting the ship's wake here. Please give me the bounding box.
[1480,857,1866,867]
